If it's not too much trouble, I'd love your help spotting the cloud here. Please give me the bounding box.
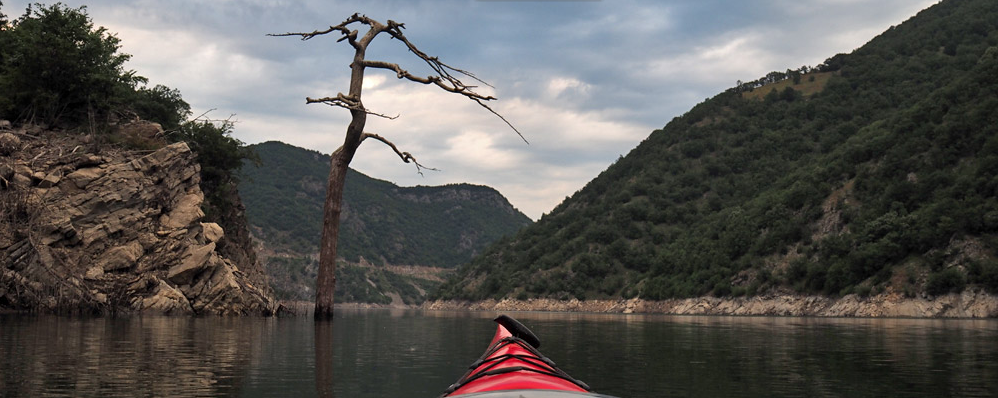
[641,31,775,87]
[333,79,647,218]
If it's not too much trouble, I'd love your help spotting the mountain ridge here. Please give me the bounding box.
[238,140,532,303]
[435,0,998,304]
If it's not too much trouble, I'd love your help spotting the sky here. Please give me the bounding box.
[3,0,938,219]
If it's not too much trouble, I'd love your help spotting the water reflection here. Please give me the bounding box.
[315,320,334,398]
[1,311,996,397]
[415,311,998,398]
[0,316,259,396]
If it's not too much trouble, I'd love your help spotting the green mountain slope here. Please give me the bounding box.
[435,0,998,301]
[238,141,532,302]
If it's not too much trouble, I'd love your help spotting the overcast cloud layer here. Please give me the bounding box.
[3,0,937,219]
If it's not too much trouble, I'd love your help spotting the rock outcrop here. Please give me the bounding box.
[1,129,274,315]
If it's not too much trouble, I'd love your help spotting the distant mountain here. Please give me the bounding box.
[435,0,998,302]
[238,141,531,303]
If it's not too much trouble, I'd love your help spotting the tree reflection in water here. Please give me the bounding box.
[315,319,335,398]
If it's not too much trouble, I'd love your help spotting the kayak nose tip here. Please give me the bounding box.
[493,314,541,349]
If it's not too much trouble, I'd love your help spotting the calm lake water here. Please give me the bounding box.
[1,309,996,397]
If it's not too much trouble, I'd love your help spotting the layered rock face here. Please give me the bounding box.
[1,130,274,315]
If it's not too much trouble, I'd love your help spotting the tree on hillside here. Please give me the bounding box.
[0,1,8,28]
[273,14,522,318]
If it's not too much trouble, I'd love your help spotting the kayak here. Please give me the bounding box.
[441,315,619,398]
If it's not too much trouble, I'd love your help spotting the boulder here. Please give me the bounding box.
[201,222,224,243]
[64,167,103,189]
[0,164,13,186]
[130,275,192,314]
[167,242,216,285]
[37,170,62,188]
[0,132,19,156]
[115,120,166,148]
[160,192,205,229]
[99,241,144,272]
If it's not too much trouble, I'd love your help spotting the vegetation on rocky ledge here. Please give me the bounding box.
[0,2,271,314]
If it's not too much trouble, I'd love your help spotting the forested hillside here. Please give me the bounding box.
[435,0,998,302]
[238,141,531,302]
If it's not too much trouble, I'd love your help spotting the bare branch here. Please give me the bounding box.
[384,20,494,89]
[8,131,41,140]
[360,132,438,175]
[191,108,217,121]
[188,109,239,125]
[268,13,370,49]
[378,23,525,143]
[472,98,528,144]
[362,60,496,101]
[306,94,399,120]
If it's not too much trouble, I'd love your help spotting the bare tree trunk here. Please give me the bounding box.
[314,41,369,318]
[315,113,367,318]
[314,149,348,318]
[274,14,521,319]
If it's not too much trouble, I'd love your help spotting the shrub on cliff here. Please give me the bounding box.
[0,3,144,126]
[130,84,191,132]
[171,118,258,221]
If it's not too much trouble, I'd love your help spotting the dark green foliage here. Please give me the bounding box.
[0,2,191,133]
[436,0,998,301]
[0,3,144,125]
[239,141,532,268]
[925,268,967,296]
[130,85,190,131]
[967,260,998,294]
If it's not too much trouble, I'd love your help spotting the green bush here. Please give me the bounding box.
[130,84,190,131]
[967,260,998,294]
[0,3,143,125]
[925,268,967,296]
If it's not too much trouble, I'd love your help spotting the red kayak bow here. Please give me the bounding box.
[442,315,618,398]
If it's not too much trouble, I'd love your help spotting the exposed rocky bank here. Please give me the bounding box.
[424,290,998,318]
[1,127,275,314]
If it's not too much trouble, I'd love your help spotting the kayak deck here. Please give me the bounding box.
[444,391,618,398]
[443,315,618,398]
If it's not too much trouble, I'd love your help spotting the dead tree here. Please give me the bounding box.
[273,14,523,319]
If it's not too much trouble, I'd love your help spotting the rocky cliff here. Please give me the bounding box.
[0,127,274,315]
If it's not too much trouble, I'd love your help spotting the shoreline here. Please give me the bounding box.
[419,290,998,318]
[8,291,995,318]
[287,289,998,318]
